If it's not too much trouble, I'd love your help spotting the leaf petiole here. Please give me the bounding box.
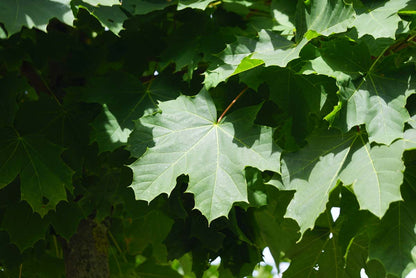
[217,86,249,123]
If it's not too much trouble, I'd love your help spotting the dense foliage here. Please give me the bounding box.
[1,0,416,277]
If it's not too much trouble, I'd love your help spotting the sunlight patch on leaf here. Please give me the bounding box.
[252,30,307,67]
[90,105,131,152]
[177,0,213,10]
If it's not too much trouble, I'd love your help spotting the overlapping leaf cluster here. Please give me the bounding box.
[0,0,416,277]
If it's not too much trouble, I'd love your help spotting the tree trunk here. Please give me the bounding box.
[62,218,109,278]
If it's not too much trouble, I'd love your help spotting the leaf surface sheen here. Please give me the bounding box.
[128,90,281,222]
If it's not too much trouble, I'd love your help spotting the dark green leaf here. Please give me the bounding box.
[135,259,182,278]
[368,167,416,276]
[1,202,49,251]
[0,128,73,216]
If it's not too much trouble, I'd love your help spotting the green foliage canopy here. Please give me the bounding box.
[0,0,416,277]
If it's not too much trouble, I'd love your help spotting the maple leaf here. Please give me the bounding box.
[0,0,74,36]
[128,90,281,222]
[352,0,410,39]
[177,0,213,10]
[81,0,120,5]
[76,2,127,34]
[70,71,180,153]
[282,129,408,235]
[302,40,415,145]
[339,69,415,145]
[204,31,305,89]
[295,0,354,40]
[123,0,176,15]
[1,202,49,250]
[368,178,416,277]
[204,0,355,88]
[0,128,73,216]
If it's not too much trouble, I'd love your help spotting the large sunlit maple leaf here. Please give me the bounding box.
[128,90,281,222]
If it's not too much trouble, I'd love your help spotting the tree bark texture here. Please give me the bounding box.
[62,218,109,278]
